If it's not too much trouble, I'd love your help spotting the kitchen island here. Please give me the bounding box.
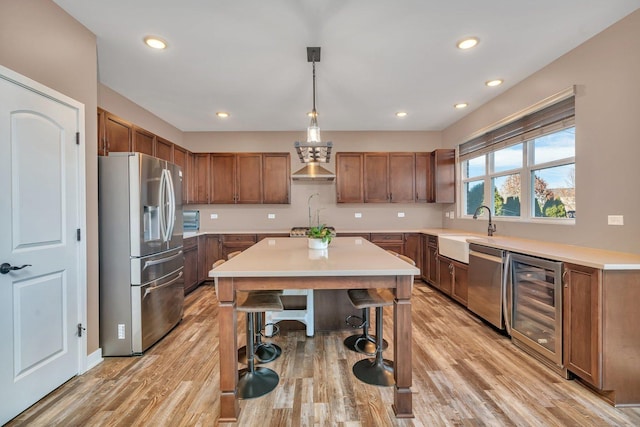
[209,237,420,422]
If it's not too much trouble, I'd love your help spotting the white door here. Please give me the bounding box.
[0,66,86,425]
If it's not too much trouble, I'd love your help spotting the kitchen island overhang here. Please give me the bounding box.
[210,237,419,422]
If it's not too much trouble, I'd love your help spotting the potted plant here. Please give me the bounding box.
[307,224,332,249]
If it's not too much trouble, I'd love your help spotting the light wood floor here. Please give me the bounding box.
[7,282,640,426]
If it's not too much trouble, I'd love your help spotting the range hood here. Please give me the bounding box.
[291,163,336,181]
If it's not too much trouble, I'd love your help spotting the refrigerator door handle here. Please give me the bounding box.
[144,271,183,297]
[165,168,176,240]
[159,169,171,243]
[143,250,184,270]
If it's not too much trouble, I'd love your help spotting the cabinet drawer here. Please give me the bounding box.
[370,233,404,242]
[426,234,437,247]
[222,234,257,243]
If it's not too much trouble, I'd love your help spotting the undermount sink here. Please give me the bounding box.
[438,235,474,264]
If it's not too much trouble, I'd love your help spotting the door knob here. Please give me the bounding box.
[0,263,32,274]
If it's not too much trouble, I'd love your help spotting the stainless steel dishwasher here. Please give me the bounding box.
[468,243,506,330]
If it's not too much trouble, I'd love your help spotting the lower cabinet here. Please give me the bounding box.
[370,233,404,254]
[435,255,468,306]
[183,237,199,294]
[403,233,422,274]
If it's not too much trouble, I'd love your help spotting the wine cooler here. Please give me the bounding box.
[508,253,568,377]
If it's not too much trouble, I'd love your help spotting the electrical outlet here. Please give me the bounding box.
[608,215,624,225]
[355,212,362,218]
[445,212,450,218]
[449,211,455,218]
[210,213,218,219]
[118,324,125,339]
[267,213,275,219]
[397,212,405,218]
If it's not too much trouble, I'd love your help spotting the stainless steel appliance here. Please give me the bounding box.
[99,153,184,356]
[183,210,199,231]
[508,253,567,377]
[468,243,506,330]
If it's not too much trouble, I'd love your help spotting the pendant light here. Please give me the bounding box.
[295,47,332,164]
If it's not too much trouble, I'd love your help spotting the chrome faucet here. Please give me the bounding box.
[473,205,497,236]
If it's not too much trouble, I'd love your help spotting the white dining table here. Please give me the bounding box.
[209,236,419,422]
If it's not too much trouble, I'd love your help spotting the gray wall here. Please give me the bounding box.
[0,0,100,352]
[442,10,640,254]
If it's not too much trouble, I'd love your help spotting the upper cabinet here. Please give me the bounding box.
[209,153,291,205]
[263,153,291,204]
[155,137,174,162]
[172,145,189,204]
[337,150,453,204]
[133,126,155,156]
[103,112,132,154]
[336,153,364,203]
[428,149,455,203]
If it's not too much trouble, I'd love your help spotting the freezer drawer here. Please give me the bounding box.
[131,247,184,285]
[131,268,184,354]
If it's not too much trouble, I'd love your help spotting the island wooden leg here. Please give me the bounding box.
[393,275,414,418]
[217,277,239,422]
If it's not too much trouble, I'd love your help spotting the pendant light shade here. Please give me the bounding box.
[295,47,332,164]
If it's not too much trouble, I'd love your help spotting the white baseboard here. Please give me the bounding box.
[84,348,104,373]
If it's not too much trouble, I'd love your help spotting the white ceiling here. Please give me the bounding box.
[54,0,639,132]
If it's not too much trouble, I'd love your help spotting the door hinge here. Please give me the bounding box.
[77,323,86,337]
[77,228,81,241]
[76,132,80,145]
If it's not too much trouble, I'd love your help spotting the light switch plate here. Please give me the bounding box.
[445,212,450,218]
[210,213,218,219]
[355,212,362,218]
[608,215,624,225]
[267,213,275,219]
[397,212,405,218]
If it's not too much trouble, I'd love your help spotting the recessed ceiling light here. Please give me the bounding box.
[396,111,408,118]
[143,36,167,50]
[216,112,230,118]
[486,79,503,87]
[454,103,469,109]
[457,37,479,50]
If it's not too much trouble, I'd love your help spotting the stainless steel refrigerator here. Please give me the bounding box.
[99,153,184,356]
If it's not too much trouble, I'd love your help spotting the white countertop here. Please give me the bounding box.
[209,237,420,277]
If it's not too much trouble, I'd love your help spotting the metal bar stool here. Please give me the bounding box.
[227,251,283,364]
[343,250,399,355]
[347,288,395,386]
[236,291,283,399]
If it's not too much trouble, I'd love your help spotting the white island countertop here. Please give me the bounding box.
[209,237,420,278]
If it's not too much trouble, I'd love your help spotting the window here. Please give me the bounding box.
[460,93,575,222]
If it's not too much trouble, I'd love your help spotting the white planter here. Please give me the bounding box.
[308,238,329,250]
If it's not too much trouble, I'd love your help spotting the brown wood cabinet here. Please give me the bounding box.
[336,153,364,203]
[364,153,389,202]
[428,149,455,203]
[221,234,257,260]
[403,233,422,275]
[97,108,107,156]
[337,151,431,204]
[193,153,211,204]
[236,153,262,204]
[370,233,404,254]
[202,234,221,283]
[133,126,155,156]
[422,234,438,285]
[363,153,416,203]
[563,264,640,406]
[435,255,468,305]
[210,153,235,204]
[263,153,291,204]
[415,152,429,203]
[563,263,602,388]
[173,145,189,204]
[104,112,132,154]
[183,236,199,294]
[451,259,468,305]
[155,137,173,162]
